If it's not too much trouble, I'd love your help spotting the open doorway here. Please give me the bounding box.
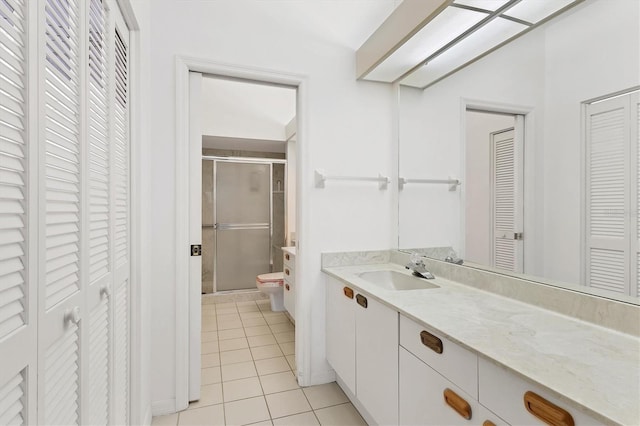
[464,109,524,273]
[188,73,298,402]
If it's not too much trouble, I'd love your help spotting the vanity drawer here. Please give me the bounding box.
[478,357,602,426]
[283,252,295,269]
[400,314,478,399]
[400,347,505,426]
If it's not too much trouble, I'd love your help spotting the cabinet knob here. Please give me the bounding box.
[285,268,290,276]
[100,284,111,298]
[285,254,290,260]
[343,287,354,299]
[64,306,81,325]
[356,294,368,309]
[420,330,443,354]
[483,421,496,426]
[285,283,290,291]
[443,388,472,420]
[524,391,574,426]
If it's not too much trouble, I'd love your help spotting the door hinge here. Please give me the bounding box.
[191,245,202,256]
[513,232,524,241]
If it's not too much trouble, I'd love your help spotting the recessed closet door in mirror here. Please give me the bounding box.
[397,0,640,301]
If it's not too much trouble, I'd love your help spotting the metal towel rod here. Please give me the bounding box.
[398,177,460,191]
[315,169,390,190]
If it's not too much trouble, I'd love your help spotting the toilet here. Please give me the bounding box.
[256,272,285,312]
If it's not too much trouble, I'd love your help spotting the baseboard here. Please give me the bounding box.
[151,399,177,417]
[143,405,152,426]
[300,369,336,387]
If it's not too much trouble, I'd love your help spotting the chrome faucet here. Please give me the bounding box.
[406,253,435,279]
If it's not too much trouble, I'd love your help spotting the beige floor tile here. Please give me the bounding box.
[151,413,179,426]
[222,377,264,402]
[265,315,289,325]
[265,389,311,419]
[259,371,299,394]
[202,353,221,369]
[272,411,319,426]
[274,332,295,344]
[224,396,270,426]
[255,357,290,376]
[202,321,218,332]
[188,383,223,409]
[216,302,237,309]
[202,341,219,354]
[220,348,253,365]
[250,344,283,360]
[248,334,277,348]
[217,313,241,322]
[279,342,295,356]
[237,303,260,313]
[221,361,257,382]
[218,320,244,330]
[201,367,222,384]
[178,404,225,426]
[246,421,272,426]
[285,355,296,371]
[216,307,239,315]
[314,403,366,426]
[219,337,249,352]
[239,311,264,320]
[219,328,246,340]
[244,325,272,337]
[242,317,267,327]
[202,331,218,342]
[303,383,349,410]
[268,322,294,333]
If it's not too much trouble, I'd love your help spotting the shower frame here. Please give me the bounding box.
[203,155,287,293]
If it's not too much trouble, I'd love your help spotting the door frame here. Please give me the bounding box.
[459,99,536,274]
[175,57,309,411]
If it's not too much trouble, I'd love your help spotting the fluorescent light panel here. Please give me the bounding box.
[502,0,577,23]
[401,17,527,88]
[366,7,488,82]
[454,0,512,12]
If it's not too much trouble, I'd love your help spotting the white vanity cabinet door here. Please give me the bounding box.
[400,314,478,399]
[479,358,603,426]
[283,252,295,320]
[355,292,399,426]
[326,276,356,395]
[400,348,506,426]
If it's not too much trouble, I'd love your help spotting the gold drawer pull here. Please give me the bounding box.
[343,287,354,299]
[443,388,471,420]
[285,268,290,276]
[483,421,496,426]
[285,284,290,291]
[420,330,443,354]
[524,391,574,426]
[356,294,368,308]
[285,253,290,260]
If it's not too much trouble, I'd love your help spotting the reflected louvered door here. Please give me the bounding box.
[585,94,633,295]
[491,126,524,273]
[0,0,36,424]
[110,6,130,424]
[37,0,85,424]
[84,0,111,424]
[636,95,640,296]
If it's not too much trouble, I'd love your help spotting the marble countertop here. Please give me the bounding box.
[282,246,296,256]
[322,262,640,426]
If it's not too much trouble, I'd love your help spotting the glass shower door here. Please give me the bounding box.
[214,161,272,291]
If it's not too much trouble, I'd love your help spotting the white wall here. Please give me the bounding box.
[147,0,397,412]
[465,111,515,266]
[399,0,639,285]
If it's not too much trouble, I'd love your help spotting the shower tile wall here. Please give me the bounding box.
[202,149,286,294]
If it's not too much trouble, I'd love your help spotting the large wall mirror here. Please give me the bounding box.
[397,0,639,303]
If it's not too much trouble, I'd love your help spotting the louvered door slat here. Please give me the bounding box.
[0,0,27,343]
[492,129,517,272]
[88,297,109,425]
[114,281,128,424]
[0,372,25,426]
[44,324,79,425]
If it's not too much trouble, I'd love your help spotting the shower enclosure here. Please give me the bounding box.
[202,157,286,293]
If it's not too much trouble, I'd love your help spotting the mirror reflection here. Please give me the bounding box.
[398,0,639,302]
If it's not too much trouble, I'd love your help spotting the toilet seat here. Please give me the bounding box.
[256,272,284,287]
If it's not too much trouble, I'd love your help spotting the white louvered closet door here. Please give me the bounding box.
[0,0,37,424]
[37,0,85,424]
[84,0,111,424]
[110,4,130,424]
[585,94,636,296]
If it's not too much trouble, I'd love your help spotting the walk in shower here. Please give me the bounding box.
[202,156,286,293]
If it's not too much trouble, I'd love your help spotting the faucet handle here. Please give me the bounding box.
[410,252,421,264]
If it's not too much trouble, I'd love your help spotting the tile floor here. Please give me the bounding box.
[152,299,367,426]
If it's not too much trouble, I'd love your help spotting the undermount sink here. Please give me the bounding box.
[357,270,439,291]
